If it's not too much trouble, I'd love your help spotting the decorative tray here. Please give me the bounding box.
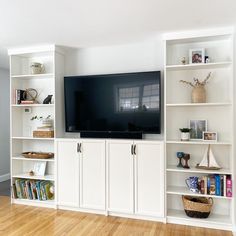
[21,152,54,159]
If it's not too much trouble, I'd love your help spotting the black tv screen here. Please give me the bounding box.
[64,71,161,135]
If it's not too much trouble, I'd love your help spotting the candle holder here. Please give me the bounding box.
[183,153,190,169]
[176,152,184,168]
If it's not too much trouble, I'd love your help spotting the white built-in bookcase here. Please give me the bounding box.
[9,45,64,208]
[164,28,235,230]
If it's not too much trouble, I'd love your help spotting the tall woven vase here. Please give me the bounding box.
[191,85,206,103]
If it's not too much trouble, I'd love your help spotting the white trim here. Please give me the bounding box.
[0,173,10,182]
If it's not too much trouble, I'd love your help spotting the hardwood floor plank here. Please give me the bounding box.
[0,197,232,236]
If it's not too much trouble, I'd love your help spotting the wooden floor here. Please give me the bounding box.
[0,196,232,236]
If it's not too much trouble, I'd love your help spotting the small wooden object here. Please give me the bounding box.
[29,170,35,176]
[33,130,54,138]
[183,153,190,169]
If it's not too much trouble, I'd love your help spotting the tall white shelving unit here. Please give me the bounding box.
[9,45,64,208]
[164,28,234,231]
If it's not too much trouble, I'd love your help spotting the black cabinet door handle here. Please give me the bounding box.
[77,143,80,153]
[79,143,82,153]
[131,144,134,155]
[134,144,137,155]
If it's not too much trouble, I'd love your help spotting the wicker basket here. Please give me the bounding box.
[182,195,213,218]
[22,152,54,159]
[33,130,54,138]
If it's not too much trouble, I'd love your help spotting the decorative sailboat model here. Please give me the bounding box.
[196,144,221,170]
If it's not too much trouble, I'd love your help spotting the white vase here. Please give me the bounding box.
[181,132,190,141]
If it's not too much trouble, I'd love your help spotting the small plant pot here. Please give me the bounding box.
[181,132,190,141]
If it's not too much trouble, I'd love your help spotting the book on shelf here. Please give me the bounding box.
[20,100,35,104]
[198,174,232,197]
[13,179,54,201]
[14,89,25,104]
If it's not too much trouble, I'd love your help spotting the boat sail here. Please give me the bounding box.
[196,144,221,170]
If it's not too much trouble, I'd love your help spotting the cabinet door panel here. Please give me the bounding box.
[107,140,134,214]
[80,140,105,210]
[57,140,79,207]
[135,141,164,217]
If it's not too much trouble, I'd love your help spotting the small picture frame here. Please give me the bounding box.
[33,161,47,176]
[189,48,205,64]
[189,120,207,140]
[203,131,217,141]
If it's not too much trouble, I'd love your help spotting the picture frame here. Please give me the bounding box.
[33,161,47,176]
[203,131,217,141]
[189,48,205,64]
[189,120,207,140]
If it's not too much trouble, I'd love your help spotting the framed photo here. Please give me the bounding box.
[33,161,47,176]
[189,48,205,64]
[189,120,207,140]
[203,131,217,141]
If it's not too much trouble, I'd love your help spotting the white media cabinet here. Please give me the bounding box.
[56,139,164,221]
[8,27,235,232]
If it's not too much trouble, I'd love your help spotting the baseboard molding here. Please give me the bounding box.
[0,173,10,182]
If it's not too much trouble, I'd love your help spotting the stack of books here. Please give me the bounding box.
[13,89,25,104]
[12,179,54,201]
[198,174,232,197]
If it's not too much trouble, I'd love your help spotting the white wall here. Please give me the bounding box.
[64,37,165,139]
[0,68,10,180]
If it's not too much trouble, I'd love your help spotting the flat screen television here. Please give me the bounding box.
[64,71,161,138]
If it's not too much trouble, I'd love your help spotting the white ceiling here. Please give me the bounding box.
[0,0,236,68]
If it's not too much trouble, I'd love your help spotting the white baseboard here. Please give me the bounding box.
[0,173,10,182]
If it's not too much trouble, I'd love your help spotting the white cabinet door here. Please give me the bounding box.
[134,141,164,217]
[107,140,134,214]
[57,140,79,207]
[79,139,106,210]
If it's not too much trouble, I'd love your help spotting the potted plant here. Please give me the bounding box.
[179,128,191,141]
[180,72,212,103]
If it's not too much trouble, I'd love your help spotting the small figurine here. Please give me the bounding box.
[181,57,187,65]
[205,56,210,63]
[176,152,184,168]
[43,95,53,104]
[183,153,190,169]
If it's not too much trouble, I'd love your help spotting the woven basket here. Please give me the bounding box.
[182,195,213,218]
[22,152,54,159]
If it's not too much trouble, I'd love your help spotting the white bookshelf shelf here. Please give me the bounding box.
[167,186,232,200]
[12,198,55,208]
[167,209,232,227]
[11,104,54,107]
[12,173,54,181]
[11,73,54,79]
[165,61,232,71]
[166,102,232,107]
[12,137,54,141]
[166,165,232,175]
[12,156,54,162]
[166,140,232,145]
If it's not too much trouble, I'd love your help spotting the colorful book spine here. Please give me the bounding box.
[226,177,232,197]
[215,174,221,196]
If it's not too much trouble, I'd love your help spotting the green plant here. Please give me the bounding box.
[31,115,51,121]
[180,72,211,87]
[179,128,191,133]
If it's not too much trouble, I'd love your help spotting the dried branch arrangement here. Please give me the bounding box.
[180,72,212,87]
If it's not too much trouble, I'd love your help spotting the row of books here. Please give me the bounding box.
[12,89,26,104]
[12,179,54,201]
[198,175,232,197]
